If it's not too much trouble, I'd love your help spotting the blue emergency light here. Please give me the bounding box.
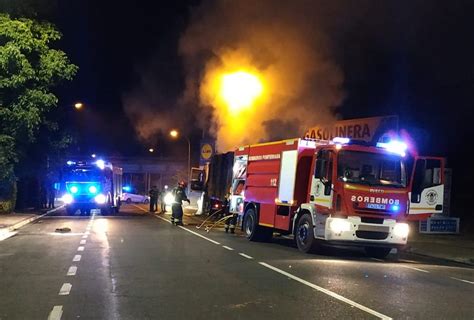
[123,186,131,192]
[390,204,400,212]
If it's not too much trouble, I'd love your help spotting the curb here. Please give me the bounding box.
[405,247,474,267]
[0,205,65,241]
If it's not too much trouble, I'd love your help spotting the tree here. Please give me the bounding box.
[0,13,77,209]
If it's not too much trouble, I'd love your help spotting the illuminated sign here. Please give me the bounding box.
[305,116,399,143]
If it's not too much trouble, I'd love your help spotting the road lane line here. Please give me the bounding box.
[400,265,429,273]
[58,283,72,295]
[77,246,84,251]
[67,266,77,276]
[259,262,392,320]
[177,225,221,245]
[82,234,88,239]
[239,253,254,260]
[80,239,86,245]
[73,255,81,262]
[222,245,234,251]
[47,305,63,320]
[84,231,90,235]
[450,277,474,285]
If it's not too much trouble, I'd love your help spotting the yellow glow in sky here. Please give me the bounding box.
[220,71,263,113]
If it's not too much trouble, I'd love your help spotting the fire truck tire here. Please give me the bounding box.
[243,208,272,242]
[295,213,320,253]
[364,247,391,259]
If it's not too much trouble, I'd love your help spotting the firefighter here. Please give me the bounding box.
[171,181,190,226]
[149,185,159,212]
[223,193,236,233]
[160,185,168,213]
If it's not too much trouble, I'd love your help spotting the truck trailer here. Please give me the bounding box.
[59,159,123,215]
[229,137,445,258]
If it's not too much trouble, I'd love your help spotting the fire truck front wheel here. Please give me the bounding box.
[244,208,272,242]
[295,213,320,253]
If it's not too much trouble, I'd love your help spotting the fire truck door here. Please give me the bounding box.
[310,150,333,210]
[408,157,445,218]
[274,150,298,230]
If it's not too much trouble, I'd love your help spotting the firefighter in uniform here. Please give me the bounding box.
[223,192,237,233]
[160,185,168,213]
[149,185,159,212]
[171,181,190,225]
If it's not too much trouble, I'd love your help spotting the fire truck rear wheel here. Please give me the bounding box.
[244,208,272,242]
[364,247,391,259]
[295,213,320,253]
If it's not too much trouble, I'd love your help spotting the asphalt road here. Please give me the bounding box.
[0,204,473,320]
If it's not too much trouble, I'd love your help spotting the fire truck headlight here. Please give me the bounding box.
[62,194,74,204]
[393,223,409,238]
[70,185,79,194]
[164,192,174,205]
[94,194,107,204]
[329,218,351,233]
[88,185,98,194]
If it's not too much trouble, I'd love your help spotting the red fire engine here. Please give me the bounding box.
[229,137,445,258]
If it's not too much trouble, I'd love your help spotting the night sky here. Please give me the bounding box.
[6,0,473,210]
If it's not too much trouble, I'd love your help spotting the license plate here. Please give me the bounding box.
[366,203,386,210]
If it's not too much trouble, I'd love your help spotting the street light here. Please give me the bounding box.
[169,129,191,190]
[74,102,83,110]
[149,148,154,153]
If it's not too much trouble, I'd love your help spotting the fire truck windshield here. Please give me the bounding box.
[66,168,103,182]
[337,151,406,187]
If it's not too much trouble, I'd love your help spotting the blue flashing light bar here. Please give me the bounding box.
[376,140,408,157]
[95,159,105,170]
[66,160,76,165]
[123,186,132,192]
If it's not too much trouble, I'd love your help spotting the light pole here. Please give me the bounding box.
[170,130,191,191]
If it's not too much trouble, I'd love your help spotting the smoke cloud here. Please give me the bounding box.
[123,0,345,152]
[179,0,345,152]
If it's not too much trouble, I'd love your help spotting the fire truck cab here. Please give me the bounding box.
[231,138,445,258]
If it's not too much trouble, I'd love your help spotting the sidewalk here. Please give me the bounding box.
[0,205,63,241]
[0,213,41,241]
[405,232,474,265]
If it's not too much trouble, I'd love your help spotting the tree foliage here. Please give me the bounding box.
[0,13,77,198]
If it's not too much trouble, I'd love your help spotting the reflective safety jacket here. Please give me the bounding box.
[172,186,189,204]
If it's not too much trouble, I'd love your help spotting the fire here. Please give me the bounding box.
[220,71,264,113]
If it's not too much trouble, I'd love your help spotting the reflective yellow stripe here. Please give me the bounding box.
[315,198,331,203]
[259,222,274,227]
[410,207,437,211]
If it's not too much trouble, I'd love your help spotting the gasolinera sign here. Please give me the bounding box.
[305,116,399,143]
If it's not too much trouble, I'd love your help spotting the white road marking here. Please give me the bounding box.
[80,239,86,245]
[450,277,474,285]
[58,283,72,295]
[400,265,430,273]
[177,225,221,245]
[73,255,81,262]
[239,253,254,260]
[67,266,77,276]
[222,245,234,251]
[77,246,84,251]
[84,231,90,235]
[259,262,392,320]
[47,305,63,320]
